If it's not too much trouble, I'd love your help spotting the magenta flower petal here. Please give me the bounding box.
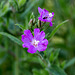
[27,45,37,54]
[24,30,33,41]
[21,35,31,48]
[49,22,53,26]
[37,39,48,51]
[35,31,45,41]
[21,28,48,54]
[38,17,47,22]
[43,9,49,13]
[22,43,31,48]
[39,31,45,40]
[34,28,40,38]
[22,43,26,48]
[38,7,43,14]
[37,44,47,52]
[52,12,54,16]
[21,35,30,43]
[41,39,48,46]
[38,7,54,26]
[34,28,40,34]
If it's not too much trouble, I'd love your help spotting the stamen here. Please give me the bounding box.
[49,13,53,17]
[32,39,39,47]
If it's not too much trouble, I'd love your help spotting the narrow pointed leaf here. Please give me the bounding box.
[21,0,38,17]
[15,24,25,31]
[30,12,35,20]
[64,58,75,69]
[48,20,69,40]
[0,32,22,46]
[18,0,26,7]
[47,65,67,75]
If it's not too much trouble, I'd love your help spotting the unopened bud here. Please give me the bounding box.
[29,19,33,25]
[33,18,36,24]
[38,20,41,27]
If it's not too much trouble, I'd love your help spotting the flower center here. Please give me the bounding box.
[49,13,53,17]
[32,39,39,47]
[43,16,47,19]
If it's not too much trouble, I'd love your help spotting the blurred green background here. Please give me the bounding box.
[0,0,75,75]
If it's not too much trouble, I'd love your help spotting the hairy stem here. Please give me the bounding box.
[36,53,47,66]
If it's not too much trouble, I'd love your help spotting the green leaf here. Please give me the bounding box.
[0,1,5,8]
[49,52,54,63]
[0,54,7,65]
[53,49,60,61]
[21,0,38,17]
[15,24,25,31]
[33,69,49,75]
[48,20,69,40]
[0,50,7,65]
[18,0,26,7]
[47,65,67,75]
[49,49,60,63]
[64,58,75,69]
[35,52,47,67]
[0,2,10,17]
[45,47,54,58]
[0,32,22,46]
[60,61,66,69]
[30,12,35,20]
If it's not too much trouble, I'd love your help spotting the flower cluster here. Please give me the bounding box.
[38,7,54,26]
[21,28,48,54]
[21,7,54,54]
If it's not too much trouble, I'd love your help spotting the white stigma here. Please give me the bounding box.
[49,13,53,17]
[32,39,39,47]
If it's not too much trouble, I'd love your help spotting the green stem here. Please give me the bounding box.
[14,45,19,75]
[36,53,47,66]
[6,17,9,28]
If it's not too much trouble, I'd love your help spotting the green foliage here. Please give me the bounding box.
[64,58,75,69]
[21,0,38,17]
[30,12,35,20]
[0,0,75,75]
[48,20,69,40]
[0,32,22,46]
[0,2,10,17]
[49,49,60,63]
[33,69,49,75]
[15,24,25,31]
[48,65,67,75]
[0,50,7,65]
[60,61,66,69]
[18,0,26,7]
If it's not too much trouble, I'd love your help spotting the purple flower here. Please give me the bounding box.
[21,28,48,54]
[38,7,54,26]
